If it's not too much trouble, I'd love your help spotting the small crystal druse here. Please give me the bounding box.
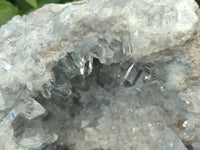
[0,0,200,150]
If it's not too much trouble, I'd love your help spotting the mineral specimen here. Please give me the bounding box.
[0,0,200,150]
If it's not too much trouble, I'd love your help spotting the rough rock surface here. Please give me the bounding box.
[0,0,200,150]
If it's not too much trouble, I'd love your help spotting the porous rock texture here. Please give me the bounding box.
[0,0,200,150]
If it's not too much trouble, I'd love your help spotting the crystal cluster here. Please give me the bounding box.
[0,0,200,150]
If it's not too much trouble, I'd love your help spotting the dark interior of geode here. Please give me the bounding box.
[12,50,195,150]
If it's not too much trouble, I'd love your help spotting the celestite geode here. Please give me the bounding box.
[0,0,200,150]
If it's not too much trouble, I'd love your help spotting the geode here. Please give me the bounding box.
[0,0,200,150]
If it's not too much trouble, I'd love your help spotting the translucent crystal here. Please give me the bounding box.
[52,80,72,97]
[71,52,86,75]
[151,128,187,150]
[41,87,52,99]
[18,120,44,149]
[9,97,46,121]
[0,86,25,110]
[20,97,46,120]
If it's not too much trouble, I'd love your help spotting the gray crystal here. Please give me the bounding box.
[0,0,200,150]
[151,128,187,150]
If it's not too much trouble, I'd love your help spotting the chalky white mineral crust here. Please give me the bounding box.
[0,0,200,150]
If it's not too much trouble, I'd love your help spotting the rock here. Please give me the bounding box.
[0,0,200,150]
[0,0,198,91]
